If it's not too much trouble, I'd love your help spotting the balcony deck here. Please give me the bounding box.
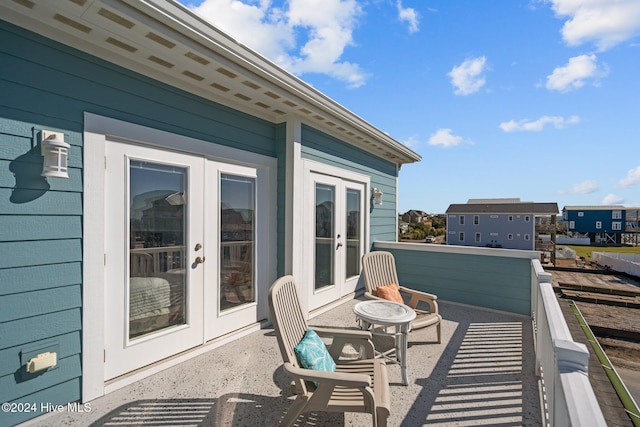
[27,298,541,426]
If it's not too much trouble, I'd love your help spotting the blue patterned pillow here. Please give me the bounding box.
[294,329,337,382]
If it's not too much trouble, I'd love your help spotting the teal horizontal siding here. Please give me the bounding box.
[0,374,81,427]
[0,308,82,351]
[0,188,82,215]
[0,331,80,378]
[0,285,81,323]
[0,263,82,295]
[0,216,82,242]
[0,354,81,404]
[0,240,82,269]
[382,247,532,315]
[0,159,83,193]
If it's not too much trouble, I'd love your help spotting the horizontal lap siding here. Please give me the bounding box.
[0,113,84,426]
[300,125,398,244]
[0,20,277,425]
[385,247,532,315]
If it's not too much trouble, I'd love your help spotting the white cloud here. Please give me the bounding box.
[618,165,640,187]
[428,128,464,148]
[401,135,421,148]
[559,180,599,195]
[397,1,419,34]
[499,115,580,132]
[602,193,624,205]
[448,56,488,95]
[190,0,368,88]
[548,0,640,51]
[546,54,608,92]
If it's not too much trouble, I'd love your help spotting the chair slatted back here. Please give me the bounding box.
[268,275,308,368]
[361,251,400,295]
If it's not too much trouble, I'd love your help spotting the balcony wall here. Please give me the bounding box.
[373,241,538,315]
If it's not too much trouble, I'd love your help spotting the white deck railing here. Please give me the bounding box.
[531,260,607,426]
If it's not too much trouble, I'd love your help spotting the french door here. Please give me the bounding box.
[306,169,367,311]
[105,141,259,379]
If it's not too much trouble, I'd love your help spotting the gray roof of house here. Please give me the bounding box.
[446,202,559,215]
[562,205,626,211]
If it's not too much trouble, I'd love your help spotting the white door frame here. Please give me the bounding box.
[302,159,370,314]
[83,113,276,401]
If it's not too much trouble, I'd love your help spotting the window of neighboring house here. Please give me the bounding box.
[596,221,602,229]
[459,232,465,241]
[474,215,479,225]
[524,234,530,241]
[525,215,530,222]
[612,222,622,230]
[508,215,513,222]
[612,210,622,219]
[475,232,481,242]
[569,221,575,229]
[578,212,584,217]
[508,233,513,240]
[459,215,465,225]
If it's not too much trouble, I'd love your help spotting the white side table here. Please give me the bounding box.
[353,300,416,385]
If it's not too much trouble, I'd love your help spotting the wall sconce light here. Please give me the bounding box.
[372,188,383,205]
[40,131,70,179]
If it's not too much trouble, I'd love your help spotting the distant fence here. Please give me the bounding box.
[556,236,591,245]
[592,252,640,278]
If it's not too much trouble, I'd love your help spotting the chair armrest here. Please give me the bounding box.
[364,291,381,301]
[399,286,439,313]
[312,326,375,359]
[283,362,371,388]
[313,326,372,340]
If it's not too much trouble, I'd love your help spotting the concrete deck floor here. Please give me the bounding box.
[25,298,542,426]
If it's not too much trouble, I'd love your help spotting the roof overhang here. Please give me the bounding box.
[1,0,421,165]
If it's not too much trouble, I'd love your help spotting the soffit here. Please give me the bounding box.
[1,0,421,165]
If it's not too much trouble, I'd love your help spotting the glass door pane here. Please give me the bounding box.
[129,161,187,339]
[315,183,335,290]
[345,188,361,279]
[220,174,255,311]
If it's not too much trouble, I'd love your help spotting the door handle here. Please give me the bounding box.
[195,256,206,264]
[336,242,343,249]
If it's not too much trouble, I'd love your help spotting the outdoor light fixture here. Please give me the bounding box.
[372,188,383,205]
[40,130,70,179]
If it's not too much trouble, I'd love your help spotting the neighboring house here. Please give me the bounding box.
[562,206,627,244]
[402,209,429,224]
[445,199,559,253]
[0,1,420,424]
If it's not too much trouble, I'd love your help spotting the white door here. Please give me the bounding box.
[306,171,366,311]
[105,141,204,379]
[204,162,259,339]
[105,142,262,379]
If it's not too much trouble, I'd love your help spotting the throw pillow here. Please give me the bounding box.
[375,283,403,303]
[294,329,336,384]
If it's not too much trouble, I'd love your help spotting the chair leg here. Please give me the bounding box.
[436,323,442,344]
[280,396,308,427]
[376,407,388,427]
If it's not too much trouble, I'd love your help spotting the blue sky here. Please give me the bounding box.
[180,0,640,214]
